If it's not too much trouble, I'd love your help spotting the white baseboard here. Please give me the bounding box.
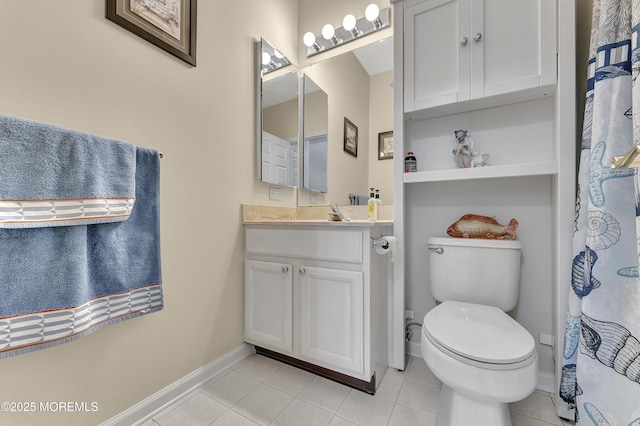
[536,370,555,393]
[405,341,556,393]
[101,343,254,426]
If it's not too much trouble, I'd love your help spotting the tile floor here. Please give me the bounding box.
[141,354,575,426]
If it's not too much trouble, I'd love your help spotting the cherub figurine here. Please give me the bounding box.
[452,130,488,168]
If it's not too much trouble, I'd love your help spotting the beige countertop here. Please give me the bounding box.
[241,204,393,225]
[242,219,393,226]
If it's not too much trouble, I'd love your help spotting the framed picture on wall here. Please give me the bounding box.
[106,0,197,66]
[344,117,358,157]
[378,130,394,160]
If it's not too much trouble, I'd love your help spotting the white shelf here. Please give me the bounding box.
[402,161,558,184]
[404,85,556,122]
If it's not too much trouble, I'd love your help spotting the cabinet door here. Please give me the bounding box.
[404,0,556,111]
[405,0,471,111]
[298,266,364,376]
[245,260,293,353]
[472,0,556,99]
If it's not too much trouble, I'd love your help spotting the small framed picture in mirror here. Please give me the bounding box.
[344,117,358,157]
[378,131,394,160]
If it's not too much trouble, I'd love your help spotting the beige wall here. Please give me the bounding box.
[0,1,296,424]
[300,52,370,205]
[264,97,298,140]
[368,70,394,203]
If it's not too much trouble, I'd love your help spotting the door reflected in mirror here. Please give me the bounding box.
[302,75,328,193]
[258,38,298,188]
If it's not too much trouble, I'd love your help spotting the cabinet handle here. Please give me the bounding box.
[460,36,468,46]
[298,268,306,275]
[282,266,289,273]
[473,32,482,42]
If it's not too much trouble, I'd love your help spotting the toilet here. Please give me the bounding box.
[421,236,537,426]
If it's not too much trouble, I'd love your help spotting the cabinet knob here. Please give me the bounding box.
[298,268,306,275]
[460,36,468,46]
[473,32,482,42]
[282,266,289,273]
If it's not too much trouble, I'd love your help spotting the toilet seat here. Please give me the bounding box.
[423,301,536,369]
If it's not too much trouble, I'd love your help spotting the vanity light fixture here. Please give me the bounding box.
[261,38,291,75]
[303,31,322,53]
[322,24,340,46]
[343,14,360,38]
[303,4,390,57]
[365,4,383,29]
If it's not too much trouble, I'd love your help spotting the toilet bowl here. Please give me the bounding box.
[421,301,537,426]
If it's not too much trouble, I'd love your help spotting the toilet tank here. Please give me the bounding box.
[427,236,523,312]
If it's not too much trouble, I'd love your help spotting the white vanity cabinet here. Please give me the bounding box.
[403,0,556,113]
[245,259,293,353]
[244,223,392,393]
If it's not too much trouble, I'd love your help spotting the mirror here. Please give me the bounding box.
[257,38,298,188]
[298,37,394,206]
[256,36,394,205]
[302,75,328,193]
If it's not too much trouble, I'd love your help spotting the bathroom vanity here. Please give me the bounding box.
[243,221,392,394]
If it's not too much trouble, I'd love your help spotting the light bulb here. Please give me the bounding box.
[365,4,380,22]
[343,14,357,31]
[303,32,316,47]
[322,24,335,40]
[274,49,284,59]
[261,52,271,66]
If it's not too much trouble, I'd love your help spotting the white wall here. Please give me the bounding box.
[0,1,296,424]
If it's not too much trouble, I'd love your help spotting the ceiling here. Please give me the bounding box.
[353,36,394,76]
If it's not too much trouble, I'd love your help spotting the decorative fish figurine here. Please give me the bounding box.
[446,214,518,240]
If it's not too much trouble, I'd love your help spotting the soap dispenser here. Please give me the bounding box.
[367,188,377,222]
[374,190,382,220]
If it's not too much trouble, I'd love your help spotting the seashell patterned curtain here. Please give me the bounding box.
[560,0,640,423]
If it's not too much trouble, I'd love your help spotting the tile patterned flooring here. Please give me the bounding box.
[141,354,575,426]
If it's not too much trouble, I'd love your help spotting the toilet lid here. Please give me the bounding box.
[423,301,535,364]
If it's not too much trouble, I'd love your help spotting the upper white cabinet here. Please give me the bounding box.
[404,0,556,114]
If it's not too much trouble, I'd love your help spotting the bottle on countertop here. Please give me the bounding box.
[367,188,377,223]
[404,151,417,173]
[375,190,382,220]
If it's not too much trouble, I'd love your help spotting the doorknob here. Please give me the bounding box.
[460,36,469,46]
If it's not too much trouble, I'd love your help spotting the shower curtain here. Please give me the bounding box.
[559,0,640,423]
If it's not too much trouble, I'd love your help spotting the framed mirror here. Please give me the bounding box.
[257,38,298,188]
[297,36,394,206]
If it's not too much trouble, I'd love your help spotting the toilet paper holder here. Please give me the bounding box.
[371,235,390,248]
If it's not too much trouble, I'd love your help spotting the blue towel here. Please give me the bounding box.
[0,114,137,228]
[0,147,162,358]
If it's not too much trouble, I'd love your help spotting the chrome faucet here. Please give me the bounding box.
[328,203,344,221]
